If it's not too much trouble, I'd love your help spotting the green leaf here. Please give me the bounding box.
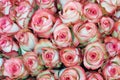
[17,48,22,56]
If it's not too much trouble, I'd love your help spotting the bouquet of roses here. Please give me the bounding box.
[0,0,120,80]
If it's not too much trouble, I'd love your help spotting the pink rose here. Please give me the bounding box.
[59,1,83,24]
[112,21,120,40]
[84,42,107,70]
[103,56,120,80]
[37,70,55,80]
[0,16,20,35]
[73,22,101,45]
[99,16,114,35]
[0,0,12,15]
[53,24,72,48]
[36,0,56,13]
[60,47,82,67]
[59,66,86,80]
[31,9,55,38]
[10,1,34,28]
[15,29,38,52]
[23,52,42,75]
[0,35,19,53]
[87,72,104,80]
[104,37,120,57]
[3,58,28,79]
[83,3,102,22]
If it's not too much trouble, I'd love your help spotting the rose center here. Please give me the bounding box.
[87,8,97,15]
[110,68,117,76]
[11,64,19,73]
[90,52,97,59]
[103,20,110,27]
[66,55,74,62]
[28,59,33,65]
[65,77,70,80]
[45,52,53,61]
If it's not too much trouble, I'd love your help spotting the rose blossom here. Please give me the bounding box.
[15,29,38,52]
[0,35,19,53]
[10,1,34,28]
[60,47,82,67]
[0,0,12,15]
[53,24,72,48]
[84,42,107,70]
[0,16,20,35]
[3,57,28,79]
[99,16,114,35]
[31,9,55,38]
[103,56,120,80]
[59,66,86,80]
[36,0,56,13]
[97,0,120,13]
[112,20,120,40]
[59,1,83,24]
[37,70,55,80]
[83,3,102,22]
[73,22,101,45]
[23,52,43,76]
[87,72,104,80]
[104,37,120,57]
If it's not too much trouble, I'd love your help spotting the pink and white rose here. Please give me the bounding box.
[31,9,55,38]
[60,47,82,67]
[84,42,107,70]
[3,58,28,79]
[59,66,86,80]
[0,16,20,35]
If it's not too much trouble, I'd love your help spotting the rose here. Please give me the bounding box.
[53,24,72,48]
[36,0,56,13]
[59,66,86,80]
[103,56,120,80]
[10,1,34,28]
[59,1,83,24]
[0,16,20,35]
[112,21,120,40]
[0,35,19,53]
[15,29,38,52]
[40,47,60,68]
[23,52,42,75]
[3,57,28,79]
[104,37,120,57]
[97,0,120,13]
[99,16,114,35]
[84,42,107,70]
[37,70,55,80]
[31,9,55,38]
[60,47,82,67]
[87,72,104,80]
[0,0,12,15]
[83,3,102,22]
[73,22,100,45]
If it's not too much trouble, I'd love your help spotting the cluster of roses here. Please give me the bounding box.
[0,0,120,80]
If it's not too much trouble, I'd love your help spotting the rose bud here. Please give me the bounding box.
[103,56,120,80]
[83,3,102,23]
[37,70,55,80]
[0,0,12,15]
[60,47,82,67]
[87,72,104,80]
[10,1,34,28]
[53,23,72,48]
[36,0,57,13]
[59,1,83,25]
[104,37,120,57]
[84,42,107,70]
[112,21,120,40]
[73,22,101,46]
[15,29,38,52]
[3,57,28,79]
[99,16,114,35]
[97,0,120,13]
[31,9,55,38]
[0,16,20,35]
[23,52,43,76]
[59,66,86,80]
[0,35,19,53]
